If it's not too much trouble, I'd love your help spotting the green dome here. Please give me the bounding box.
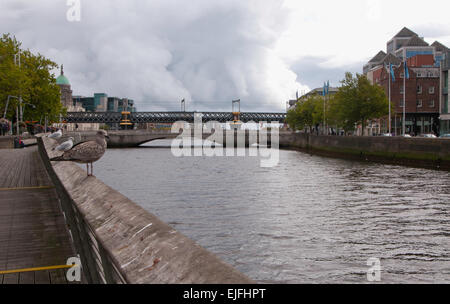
[56,64,70,85]
[56,74,70,85]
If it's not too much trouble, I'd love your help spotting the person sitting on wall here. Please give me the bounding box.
[14,137,25,149]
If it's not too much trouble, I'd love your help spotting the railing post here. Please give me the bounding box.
[98,245,116,284]
[76,217,103,284]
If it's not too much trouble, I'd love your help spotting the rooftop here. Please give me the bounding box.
[405,36,429,47]
[431,41,449,52]
[393,27,418,38]
[369,51,387,63]
[381,53,402,66]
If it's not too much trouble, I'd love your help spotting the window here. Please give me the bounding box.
[417,85,422,94]
[427,72,433,77]
[417,100,423,108]
[429,86,435,94]
[400,72,404,78]
[400,87,404,94]
[429,100,435,107]
[445,95,449,114]
[400,100,405,107]
[417,72,422,77]
[445,72,449,90]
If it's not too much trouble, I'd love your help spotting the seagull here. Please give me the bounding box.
[50,130,109,176]
[52,137,74,152]
[48,129,62,139]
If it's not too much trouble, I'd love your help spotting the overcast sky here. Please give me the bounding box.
[1,0,449,112]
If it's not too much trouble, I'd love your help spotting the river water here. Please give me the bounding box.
[92,140,450,283]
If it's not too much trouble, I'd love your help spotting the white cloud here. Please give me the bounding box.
[0,0,306,112]
[277,0,450,66]
[1,0,449,111]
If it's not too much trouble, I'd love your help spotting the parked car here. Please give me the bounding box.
[382,133,393,137]
[418,134,437,138]
[439,134,450,138]
[402,134,412,138]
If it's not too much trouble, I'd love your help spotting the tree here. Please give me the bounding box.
[331,72,390,134]
[287,94,318,132]
[286,93,332,133]
[0,33,62,125]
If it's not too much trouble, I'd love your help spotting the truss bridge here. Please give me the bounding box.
[64,112,287,124]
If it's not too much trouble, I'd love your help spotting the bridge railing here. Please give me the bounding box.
[65,112,122,123]
[64,112,287,124]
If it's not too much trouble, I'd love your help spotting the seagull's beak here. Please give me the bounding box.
[105,135,110,140]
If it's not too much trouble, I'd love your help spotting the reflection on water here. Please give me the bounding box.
[93,140,450,283]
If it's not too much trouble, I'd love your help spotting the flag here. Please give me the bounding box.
[404,61,409,79]
[323,82,326,96]
[390,63,395,82]
[326,81,330,95]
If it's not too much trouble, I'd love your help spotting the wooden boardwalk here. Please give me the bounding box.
[0,146,77,284]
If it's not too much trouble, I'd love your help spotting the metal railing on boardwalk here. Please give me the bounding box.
[38,138,127,284]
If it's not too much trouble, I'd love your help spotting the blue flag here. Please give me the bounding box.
[390,64,395,82]
[323,82,326,96]
[326,81,329,95]
[404,61,409,79]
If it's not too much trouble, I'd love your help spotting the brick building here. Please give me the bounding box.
[372,59,440,135]
[364,27,448,135]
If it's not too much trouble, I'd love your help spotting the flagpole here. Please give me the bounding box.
[322,81,329,136]
[323,82,325,136]
[403,62,406,136]
[388,63,391,135]
[326,92,329,136]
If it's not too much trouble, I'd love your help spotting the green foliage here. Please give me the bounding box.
[0,33,62,123]
[287,95,314,131]
[286,93,332,132]
[287,72,391,134]
[331,72,390,133]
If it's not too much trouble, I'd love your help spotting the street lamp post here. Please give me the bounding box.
[21,102,36,121]
[16,105,19,136]
[5,96,20,135]
[4,95,19,119]
[5,96,35,135]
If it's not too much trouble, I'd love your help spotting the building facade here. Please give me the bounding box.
[72,94,136,113]
[72,94,136,130]
[56,66,138,131]
[56,66,98,131]
[372,59,440,135]
[56,65,84,112]
[364,27,448,135]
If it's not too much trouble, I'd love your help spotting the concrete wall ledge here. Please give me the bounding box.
[39,136,253,284]
[279,132,450,171]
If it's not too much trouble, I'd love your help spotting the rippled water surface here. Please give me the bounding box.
[92,141,450,283]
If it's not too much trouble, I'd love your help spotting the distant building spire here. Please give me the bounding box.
[61,64,64,75]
